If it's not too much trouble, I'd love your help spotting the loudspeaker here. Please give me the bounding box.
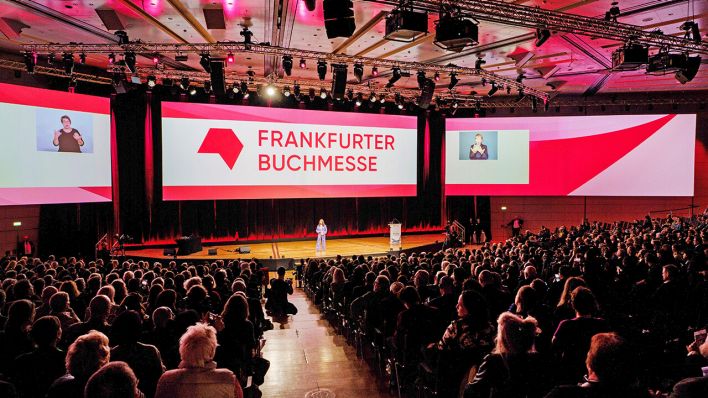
[163,248,176,256]
[209,59,226,96]
[323,0,355,38]
[418,78,435,109]
[207,248,217,255]
[238,246,251,254]
[675,56,701,84]
[331,64,347,100]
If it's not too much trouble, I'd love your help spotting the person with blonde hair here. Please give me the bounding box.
[464,312,551,398]
[47,330,111,398]
[155,323,243,398]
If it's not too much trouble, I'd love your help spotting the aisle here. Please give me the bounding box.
[260,289,390,398]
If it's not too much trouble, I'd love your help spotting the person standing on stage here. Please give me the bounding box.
[316,219,327,251]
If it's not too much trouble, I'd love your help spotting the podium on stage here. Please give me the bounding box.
[389,220,402,251]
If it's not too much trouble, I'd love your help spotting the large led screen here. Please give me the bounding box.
[161,103,418,200]
[445,114,696,196]
[0,83,112,205]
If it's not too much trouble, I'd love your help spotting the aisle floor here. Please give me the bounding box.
[260,288,390,398]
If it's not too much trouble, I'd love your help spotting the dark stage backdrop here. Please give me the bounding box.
[39,86,486,256]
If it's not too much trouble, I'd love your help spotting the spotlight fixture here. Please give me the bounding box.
[371,66,379,77]
[346,89,354,101]
[265,84,276,97]
[240,26,253,45]
[240,81,249,95]
[386,67,402,88]
[531,96,538,112]
[604,2,620,23]
[317,60,327,80]
[175,53,188,62]
[227,52,235,64]
[62,52,74,75]
[353,63,364,83]
[417,71,426,89]
[300,58,307,69]
[115,30,130,44]
[380,95,386,104]
[48,52,55,65]
[123,51,136,73]
[152,55,159,66]
[475,57,485,70]
[448,72,459,90]
[370,92,377,102]
[506,85,512,94]
[294,84,301,99]
[451,100,459,109]
[203,81,212,94]
[108,53,116,65]
[231,84,239,94]
[282,55,293,76]
[320,88,328,99]
[487,82,498,96]
[283,86,291,97]
[23,52,36,74]
[199,53,211,72]
[180,77,190,90]
[79,52,86,64]
[434,71,440,81]
[395,93,404,109]
[516,73,525,83]
[147,75,157,88]
[516,89,525,101]
[535,28,551,47]
[384,9,428,42]
[544,100,550,112]
[355,93,363,106]
[681,21,702,44]
[474,101,481,112]
[481,78,487,87]
[189,85,197,96]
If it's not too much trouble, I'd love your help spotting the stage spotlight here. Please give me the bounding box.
[353,63,364,83]
[317,60,327,80]
[535,28,551,47]
[265,84,276,97]
[48,52,55,65]
[386,67,402,88]
[355,93,363,106]
[294,84,301,99]
[123,51,136,73]
[487,82,498,96]
[451,100,459,109]
[370,92,377,102]
[189,85,197,95]
[475,57,485,70]
[448,72,459,90]
[62,52,74,75]
[231,83,239,94]
[680,21,702,44]
[320,88,328,99]
[506,85,512,94]
[147,75,157,88]
[115,30,129,44]
[604,2,620,22]
[227,52,235,64]
[79,52,86,64]
[380,95,386,104]
[434,71,440,81]
[395,93,404,109]
[300,58,307,69]
[180,77,190,90]
[240,26,253,45]
[475,101,481,112]
[152,56,159,66]
[240,81,249,95]
[531,96,538,112]
[23,52,36,74]
[200,53,211,72]
[516,73,525,83]
[346,88,354,101]
[544,100,550,112]
[108,53,115,65]
[417,71,426,89]
[481,78,487,87]
[204,81,212,94]
[516,89,525,101]
[371,66,379,77]
[282,55,293,76]
[283,86,291,97]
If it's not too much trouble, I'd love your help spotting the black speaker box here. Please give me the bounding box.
[208,248,217,255]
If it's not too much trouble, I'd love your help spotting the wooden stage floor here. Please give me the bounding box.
[124,233,447,261]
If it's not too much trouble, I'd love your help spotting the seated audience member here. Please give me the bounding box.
[0,299,35,375]
[63,295,111,348]
[49,291,80,333]
[155,323,243,398]
[110,310,165,398]
[12,316,66,398]
[553,277,586,327]
[47,330,111,398]
[552,286,610,383]
[464,312,551,398]
[663,339,708,398]
[84,361,143,398]
[429,276,458,326]
[144,306,179,370]
[35,286,59,318]
[265,267,296,316]
[544,333,650,398]
[393,286,441,362]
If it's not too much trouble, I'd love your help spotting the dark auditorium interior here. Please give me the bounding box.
[0,1,708,398]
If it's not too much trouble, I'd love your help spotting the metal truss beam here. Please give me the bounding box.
[362,0,708,54]
[20,42,550,101]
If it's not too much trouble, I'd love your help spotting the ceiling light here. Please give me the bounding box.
[199,53,211,72]
[417,71,426,89]
[23,52,36,74]
[62,52,74,75]
[240,26,253,45]
[353,63,364,83]
[180,77,190,90]
[448,72,459,90]
[152,55,159,66]
[282,55,293,76]
[434,14,479,52]
[147,75,157,88]
[227,52,235,64]
[189,86,197,95]
[265,85,276,97]
[506,85,512,94]
[283,86,291,97]
[300,58,306,69]
[371,66,379,77]
[79,52,86,64]
[108,53,115,65]
[370,92,377,102]
[386,67,402,88]
[380,96,386,104]
[475,57,485,70]
[231,84,239,94]
[434,71,440,81]
[123,51,136,73]
[355,93,363,106]
[294,84,301,99]
[317,60,327,80]
[320,88,328,99]
[487,82,498,96]
[240,81,249,95]
[203,81,212,93]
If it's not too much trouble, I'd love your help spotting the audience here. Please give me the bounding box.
[47,330,111,398]
[84,361,143,398]
[12,316,66,398]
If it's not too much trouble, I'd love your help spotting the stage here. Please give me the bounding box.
[123,233,451,262]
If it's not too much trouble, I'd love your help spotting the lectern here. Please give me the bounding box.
[389,220,402,251]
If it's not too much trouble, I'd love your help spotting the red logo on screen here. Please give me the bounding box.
[198,128,243,169]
